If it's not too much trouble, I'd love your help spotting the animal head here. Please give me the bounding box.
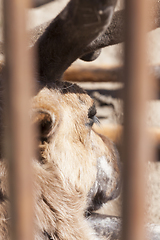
[30,81,120,239]
[0,0,121,239]
[32,82,121,206]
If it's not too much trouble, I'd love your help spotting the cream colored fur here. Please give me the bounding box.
[0,81,120,239]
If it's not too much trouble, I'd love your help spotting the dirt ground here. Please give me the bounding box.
[1,0,160,226]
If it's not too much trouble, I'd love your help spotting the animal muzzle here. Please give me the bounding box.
[87,153,121,213]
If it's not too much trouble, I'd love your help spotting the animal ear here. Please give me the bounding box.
[32,109,57,139]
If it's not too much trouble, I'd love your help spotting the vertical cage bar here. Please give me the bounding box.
[3,0,34,240]
[122,0,153,240]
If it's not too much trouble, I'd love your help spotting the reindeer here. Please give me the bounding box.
[0,0,160,239]
[0,0,121,239]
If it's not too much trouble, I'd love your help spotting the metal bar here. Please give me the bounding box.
[3,0,35,240]
[63,66,124,83]
[93,125,160,147]
[2,62,160,86]
[63,65,160,85]
[122,0,154,240]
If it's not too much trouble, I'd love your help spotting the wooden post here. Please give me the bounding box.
[3,0,35,239]
[122,0,154,240]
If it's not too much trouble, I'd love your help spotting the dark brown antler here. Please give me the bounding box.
[30,0,160,58]
[1,0,160,64]
[83,0,160,55]
[36,0,118,81]
[29,0,160,46]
